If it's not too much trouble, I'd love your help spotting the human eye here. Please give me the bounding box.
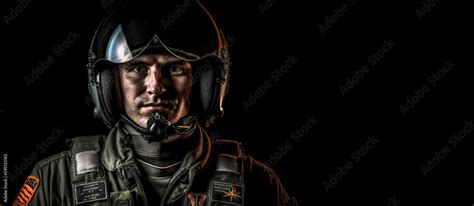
[169,65,184,76]
[131,64,148,74]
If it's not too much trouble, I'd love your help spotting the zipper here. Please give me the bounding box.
[126,164,149,206]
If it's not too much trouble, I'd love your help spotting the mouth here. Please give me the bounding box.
[141,102,175,113]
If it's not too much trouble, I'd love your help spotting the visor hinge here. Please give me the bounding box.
[152,35,159,44]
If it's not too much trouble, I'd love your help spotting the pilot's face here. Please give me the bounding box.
[118,54,193,128]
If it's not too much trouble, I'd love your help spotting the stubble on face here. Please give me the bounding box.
[118,54,193,128]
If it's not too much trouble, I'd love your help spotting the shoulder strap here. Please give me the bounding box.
[68,135,105,154]
[212,139,245,176]
[213,139,244,157]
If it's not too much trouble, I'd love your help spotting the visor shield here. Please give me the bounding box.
[105,25,213,64]
[93,0,222,67]
[106,25,134,63]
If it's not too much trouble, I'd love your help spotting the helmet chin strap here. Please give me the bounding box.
[120,113,197,143]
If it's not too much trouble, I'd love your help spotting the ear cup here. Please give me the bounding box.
[200,65,215,111]
[98,67,122,127]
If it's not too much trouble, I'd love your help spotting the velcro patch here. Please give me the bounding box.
[14,176,39,205]
[210,181,244,205]
[74,181,107,204]
[75,151,99,174]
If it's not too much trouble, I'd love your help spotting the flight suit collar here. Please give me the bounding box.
[101,120,213,204]
[101,121,135,171]
[102,120,211,171]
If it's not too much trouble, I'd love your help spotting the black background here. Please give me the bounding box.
[1,0,472,205]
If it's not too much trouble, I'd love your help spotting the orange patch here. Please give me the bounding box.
[14,176,39,206]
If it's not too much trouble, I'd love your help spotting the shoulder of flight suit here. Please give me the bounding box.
[14,134,116,206]
[13,149,77,205]
[242,156,298,206]
[36,151,70,168]
[211,139,297,206]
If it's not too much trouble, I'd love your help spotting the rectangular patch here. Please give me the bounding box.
[75,151,99,174]
[210,181,244,205]
[74,181,107,204]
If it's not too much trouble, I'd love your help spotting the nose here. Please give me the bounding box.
[146,66,169,96]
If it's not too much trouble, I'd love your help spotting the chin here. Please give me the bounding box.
[136,118,149,128]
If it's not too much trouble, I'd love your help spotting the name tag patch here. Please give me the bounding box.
[211,181,244,205]
[74,181,107,204]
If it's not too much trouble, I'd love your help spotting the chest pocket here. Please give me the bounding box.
[209,140,245,206]
[208,154,245,206]
[68,135,110,206]
[182,140,245,206]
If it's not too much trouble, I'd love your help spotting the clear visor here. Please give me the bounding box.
[105,25,218,64]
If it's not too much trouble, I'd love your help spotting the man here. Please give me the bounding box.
[14,0,297,205]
